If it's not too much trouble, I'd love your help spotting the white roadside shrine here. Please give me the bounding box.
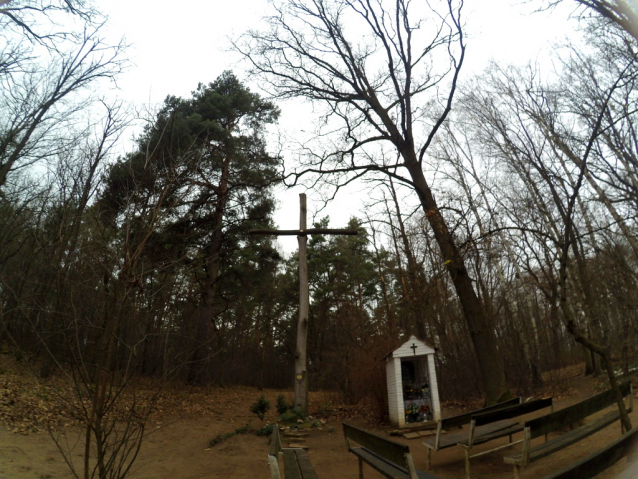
[385,335,441,428]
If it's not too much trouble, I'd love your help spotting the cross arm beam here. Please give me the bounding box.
[249,228,359,236]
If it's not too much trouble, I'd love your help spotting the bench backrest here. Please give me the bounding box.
[540,426,638,479]
[343,422,410,468]
[526,381,631,440]
[440,397,522,430]
[270,424,282,456]
[473,397,553,427]
[269,425,283,479]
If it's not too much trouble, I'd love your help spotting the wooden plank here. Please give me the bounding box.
[473,398,553,427]
[440,397,521,430]
[350,447,442,479]
[430,419,517,450]
[504,410,621,465]
[249,228,358,236]
[350,447,410,478]
[468,423,524,446]
[343,423,409,467]
[270,425,282,456]
[415,469,443,479]
[294,449,319,479]
[283,449,301,479]
[525,382,630,439]
[539,426,638,479]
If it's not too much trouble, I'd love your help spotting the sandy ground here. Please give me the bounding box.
[1,390,637,479]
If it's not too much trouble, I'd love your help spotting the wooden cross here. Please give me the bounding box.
[410,343,418,355]
[250,193,357,413]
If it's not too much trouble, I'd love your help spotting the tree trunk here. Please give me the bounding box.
[404,160,510,404]
[188,159,230,384]
[387,179,427,339]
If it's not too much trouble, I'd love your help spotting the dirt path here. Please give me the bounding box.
[0,360,636,478]
[1,399,637,478]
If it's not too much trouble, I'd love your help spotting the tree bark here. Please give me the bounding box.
[404,159,511,404]
[187,158,230,384]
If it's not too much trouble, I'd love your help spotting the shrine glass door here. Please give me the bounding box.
[400,357,433,423]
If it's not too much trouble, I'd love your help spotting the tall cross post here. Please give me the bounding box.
[250,193,358,413]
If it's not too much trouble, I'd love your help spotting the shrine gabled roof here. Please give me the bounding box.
[383,335,437,360]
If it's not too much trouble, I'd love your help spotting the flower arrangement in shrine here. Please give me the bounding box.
[405,400,433,423]
[406,401,419,415]
[403,383,429,400]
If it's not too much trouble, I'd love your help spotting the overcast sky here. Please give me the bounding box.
[98,0,579,254]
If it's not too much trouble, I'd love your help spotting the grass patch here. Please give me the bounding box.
[208,423,276,447]
[208,424,252,448]
[255,424,274,436]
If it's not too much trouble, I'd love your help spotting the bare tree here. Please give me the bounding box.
[0,30,125,190]
[235,0,513,404]
[540,0,638,42]
[462,49,634,429]
[0,0,125,192]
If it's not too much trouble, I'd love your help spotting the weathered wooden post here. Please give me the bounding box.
[250,193,357,413]
[295,194,309,412]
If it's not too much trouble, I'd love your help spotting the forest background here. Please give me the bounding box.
[1,0,638,476]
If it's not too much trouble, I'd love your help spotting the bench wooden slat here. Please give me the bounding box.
[283,449,301,479]
[473,398,553,427]
[504,410,621,466]
[467,423,523,447]
[343,422,409,467]
[350,447,440,479]
[270,426,282,456]
[440,397,521,430]
[344,423,441,479]
[270,425,318,479]
[539,426,638,479]
[294,449,319,479]
[526,381,630,440]
[426,419,517,449]
[351,447,411,479]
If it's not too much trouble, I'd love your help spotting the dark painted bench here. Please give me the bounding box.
[457,397,554,478]
[539,426,638,479]
[503,381,633,479]
[269,425,318,479]
[343,422,439,479]
[422,396,521,469]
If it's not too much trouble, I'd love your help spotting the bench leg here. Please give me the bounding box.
[464,447,471,479]
[426,448,432,470]
[513,465,521,479]
[358,457,363,479]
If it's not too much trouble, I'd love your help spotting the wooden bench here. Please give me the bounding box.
[503,381,633,478]
[457,397,554,479]
[269,425,319,479]
[343,422,440,479]
[422,396,521,469]
[539,426,638,479]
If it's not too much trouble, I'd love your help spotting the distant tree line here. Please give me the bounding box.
[0,0,637,420]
